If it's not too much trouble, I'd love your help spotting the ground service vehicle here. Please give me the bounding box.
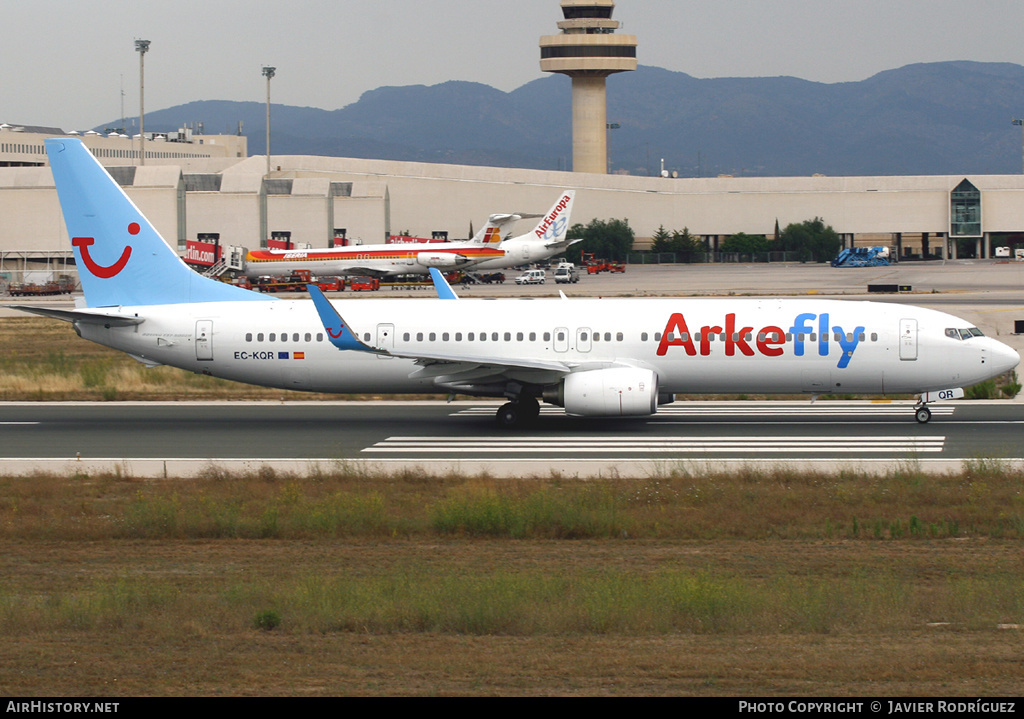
[515,269,546,285]
[554,263,579,284]
[252,270,344,293]
[7,275,76,296]
[349,276,380,291]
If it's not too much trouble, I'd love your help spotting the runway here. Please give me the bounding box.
[0,400,1020,477]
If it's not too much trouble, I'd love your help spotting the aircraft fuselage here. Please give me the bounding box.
[77,297,1015,400]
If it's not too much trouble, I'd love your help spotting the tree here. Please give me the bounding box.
[572,218,635,261]
[650,225,701,255]
[778,217,841,262]
[669,228,702,254]
[721,233,770,253]
[650,225,673,253]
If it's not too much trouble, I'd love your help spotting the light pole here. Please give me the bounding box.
[135,39,150,165]
[262,66,276,176]
[1013,118,1024,174]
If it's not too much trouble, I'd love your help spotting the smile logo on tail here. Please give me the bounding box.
[72,222,137,278]
[328,324,345,339]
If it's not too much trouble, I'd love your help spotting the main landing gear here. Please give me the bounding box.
[496,396,540,428]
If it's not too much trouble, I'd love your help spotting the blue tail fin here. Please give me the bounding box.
[45,138,270,307]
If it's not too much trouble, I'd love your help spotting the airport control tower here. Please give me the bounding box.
[540,0,637,174]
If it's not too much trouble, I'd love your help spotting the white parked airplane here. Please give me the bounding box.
[12,138,1019,427]
[242,191,577,278]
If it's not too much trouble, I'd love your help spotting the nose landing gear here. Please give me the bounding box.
[914,404,932,424]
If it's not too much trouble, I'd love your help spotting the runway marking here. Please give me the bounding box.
[0,422,40,425]
[364,435,946,455]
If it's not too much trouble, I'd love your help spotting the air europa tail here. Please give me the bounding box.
[45,138,270,307]
[528,190,575,246]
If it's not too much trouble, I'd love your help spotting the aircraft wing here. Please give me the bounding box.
[4,305,145,326]
[306,285,574,384]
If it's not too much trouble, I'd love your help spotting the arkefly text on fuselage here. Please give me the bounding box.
[10,138,1019,428]
[658,312,864,368]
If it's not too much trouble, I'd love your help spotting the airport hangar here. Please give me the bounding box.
[2,126,1023,277]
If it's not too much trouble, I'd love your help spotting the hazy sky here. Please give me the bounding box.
[4,0,1023,131]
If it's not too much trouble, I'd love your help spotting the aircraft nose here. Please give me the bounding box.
[990,340,1020,375]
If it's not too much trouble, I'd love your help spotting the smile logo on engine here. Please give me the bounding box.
[72,222,137,278]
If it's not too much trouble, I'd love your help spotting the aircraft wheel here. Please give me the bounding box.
[496,402,521,428]
[915,406,932,424]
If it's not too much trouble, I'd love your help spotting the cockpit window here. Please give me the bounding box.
[947,327,985,340]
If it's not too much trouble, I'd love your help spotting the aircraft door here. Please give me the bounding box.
[576,327,592,353]
[899,319,918,361]
[195,320,213,361]
[376,323,394,359]
[553,327,569,353]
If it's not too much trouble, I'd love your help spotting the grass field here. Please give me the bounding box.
[0,463,1022,696]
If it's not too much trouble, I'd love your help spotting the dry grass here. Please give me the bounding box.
[0,465,1022,696]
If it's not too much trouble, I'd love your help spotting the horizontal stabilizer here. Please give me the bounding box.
[5,305,144,326]
[546,237,584,251]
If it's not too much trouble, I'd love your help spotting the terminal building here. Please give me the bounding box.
[3,123,1024,281]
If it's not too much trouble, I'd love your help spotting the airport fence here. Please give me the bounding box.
[627,251,797,264]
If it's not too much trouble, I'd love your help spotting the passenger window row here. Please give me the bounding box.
[242,329,885,345]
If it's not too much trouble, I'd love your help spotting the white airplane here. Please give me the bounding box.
[12,138,1019,428]
[464,190,583,271]
[242,190,577,278]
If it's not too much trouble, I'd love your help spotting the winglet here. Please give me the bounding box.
[429,268,459,300]
[306,284,382,353]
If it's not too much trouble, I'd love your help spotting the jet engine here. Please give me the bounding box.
[543,368,659,417]
[416,252,464,268]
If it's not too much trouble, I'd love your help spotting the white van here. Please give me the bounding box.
[515,269,546,285]
[553,263,579,284]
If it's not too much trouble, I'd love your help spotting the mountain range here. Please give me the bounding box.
[105,61,1024,177]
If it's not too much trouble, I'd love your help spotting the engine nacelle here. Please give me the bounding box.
[545,368,659,417]
[416,252,463,268]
